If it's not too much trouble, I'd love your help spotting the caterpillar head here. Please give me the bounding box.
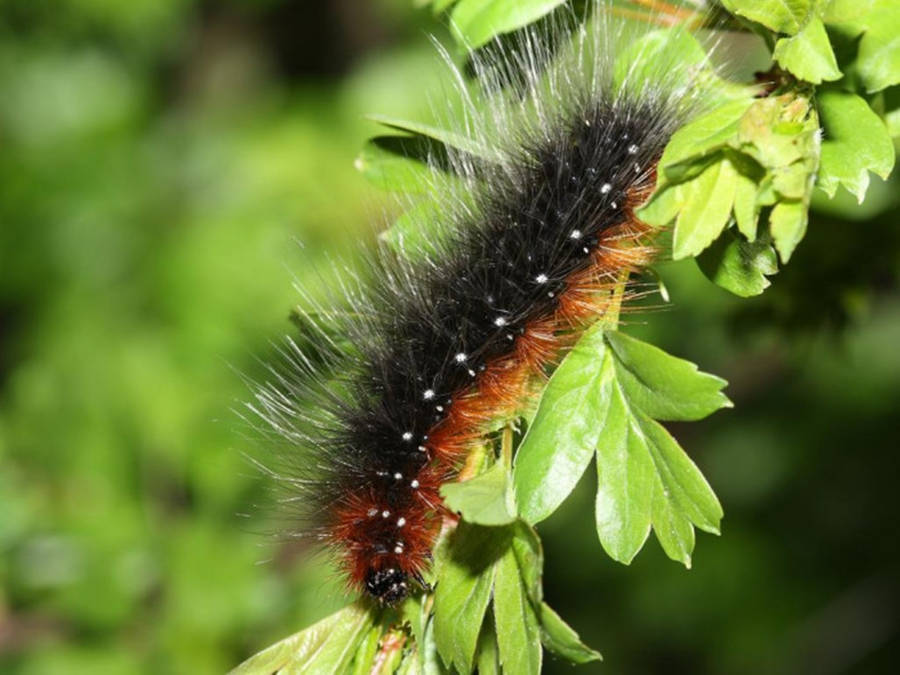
[364,566,409,605]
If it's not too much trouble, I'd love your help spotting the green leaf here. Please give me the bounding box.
[769,199,808,262]
[613,27,708,95]
[432,521,551,672]
[378,199,448,260]
[493,542,542,675]
[594,381,655,563]
[367,113,494,160]
[696,229,779,297]
[856,0,900,92]
[433,524,506,673]
[510,521,543,607]
[733,168,760,240]
[475,615,501,675]
[643,93,819,263]
[441,459,517,526]
[355,134,445,193]
[773,16,842,84]
[515,326,727,564]
[655,99,753,184]
[229,603,376,675]
[449,0,567,49]
[513,322,614,524]
[736,95,819,170]
[538,602,602,664]
[349,625,382,675]
[604,331,732,421]
[719,0,811,34]
[817,90,896,201]
[672,158,739,260]
[821,0,874,24]
[592,335,726,566]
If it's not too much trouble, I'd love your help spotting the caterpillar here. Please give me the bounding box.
[248,3,711,606]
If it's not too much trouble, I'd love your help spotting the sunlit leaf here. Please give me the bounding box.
[229,603,376,675]
[449,0,567,49]
[773,16,841,84]
[817,90,895,202]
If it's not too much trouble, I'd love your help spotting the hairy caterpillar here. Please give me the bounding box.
[248,3,712,606]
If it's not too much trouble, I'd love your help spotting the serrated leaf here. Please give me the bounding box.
[697,229,779,297]
[773,16,842,84]
[493,544,542,675]
[433,524,506,673]
[769,199,807,262]
[441,460,517,526]
[513,322,614,524]
[672,158,738,260]
[539,602,602,664]
[229,603,375,675]
[856,0,900,93]
[516,325,726,564]
[719,0,811,35]
[639,413,723,538]
[817,90,895,201]
[605,331,732,421]
[449,0,566,49]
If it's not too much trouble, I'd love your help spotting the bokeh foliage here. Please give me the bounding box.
[1,1,899,674]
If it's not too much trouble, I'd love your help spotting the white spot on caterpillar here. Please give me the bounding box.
[417,445,427,452]
[382,510,390,518]
[397,517,406,527]
[436,405,444,412]
[454,352,466,363]
[402,431,413,441]
[367,508,378,517]
[423,389,435,400]
[611,201,618,209]
[394,543,404,554]
[633,163,641,173]
[494,316,507,327]
[535,273,548,284]
[411,480,420,489]
[394,472,402,480]
[506,333,515,341]
[467,369,476,377]
[570,229,582,239]
[600,183,612,194]
[548,291,555,298]
[583,247,590,254]
[627,144,639,154]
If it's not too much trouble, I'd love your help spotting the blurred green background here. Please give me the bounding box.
[1,2,898,673]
